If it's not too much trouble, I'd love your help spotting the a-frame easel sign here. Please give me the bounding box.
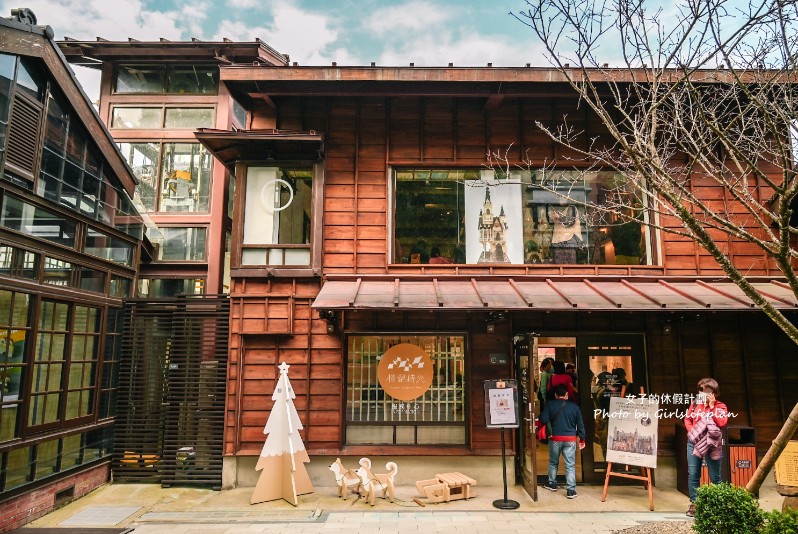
[601,395,658,511]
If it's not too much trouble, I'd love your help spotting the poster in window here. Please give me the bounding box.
[464,180,523,264]
[605,396,659,468]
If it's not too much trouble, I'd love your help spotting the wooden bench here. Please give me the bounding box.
[415,471,477,503]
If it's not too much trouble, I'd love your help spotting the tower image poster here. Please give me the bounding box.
[605,396,659,469]
[464,182,523,264]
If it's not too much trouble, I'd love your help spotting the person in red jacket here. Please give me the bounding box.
[547,360,578,404]
[684,377,728,517]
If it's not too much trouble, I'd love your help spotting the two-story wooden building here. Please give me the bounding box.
[192,63,798,498]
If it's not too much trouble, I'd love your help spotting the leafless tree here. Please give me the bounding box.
[509,0,798,493]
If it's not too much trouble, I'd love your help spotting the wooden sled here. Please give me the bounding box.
[415,472,477,504]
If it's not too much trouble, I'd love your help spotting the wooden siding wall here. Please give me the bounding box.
[257,94,779,276]
[226,278,343,455]
[227,94,790,457]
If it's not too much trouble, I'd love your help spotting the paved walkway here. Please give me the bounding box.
[124,510,690,534]
[21,479,784,534]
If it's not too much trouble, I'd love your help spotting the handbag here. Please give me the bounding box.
[536,421,548,441]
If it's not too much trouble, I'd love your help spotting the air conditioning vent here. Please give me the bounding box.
[5,94,42,180]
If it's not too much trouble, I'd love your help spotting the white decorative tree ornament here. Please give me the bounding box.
[251,362,314,505]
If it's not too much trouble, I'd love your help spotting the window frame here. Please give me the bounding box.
[109,105,216,130]
[343,332,469,447]
[152,225,208,263]
[112,64,219,95]
[118,140,213,214]
[390,167,657,267]
[233,161,323,274]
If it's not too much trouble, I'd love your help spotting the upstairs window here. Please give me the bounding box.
[393,169,653,266]
[242,166,313,266]
[119,141,212,213]
[114,65,218,95]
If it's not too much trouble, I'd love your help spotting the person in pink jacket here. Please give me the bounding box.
[684,378,729,517]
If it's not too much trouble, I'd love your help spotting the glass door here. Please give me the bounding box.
[514,335,537,500]
[578,334,647,483]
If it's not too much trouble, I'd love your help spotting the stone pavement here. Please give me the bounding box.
[20,479,784,534]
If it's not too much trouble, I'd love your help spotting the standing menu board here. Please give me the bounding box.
[484,379,519,428]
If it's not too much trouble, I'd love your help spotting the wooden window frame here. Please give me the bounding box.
[232,161,323,276]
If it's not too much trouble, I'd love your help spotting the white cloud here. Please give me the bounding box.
[0,0,189,41]
[227,0,260,7]
[377,31,544,67]
[212,2,358,65]
[363,1,451,33]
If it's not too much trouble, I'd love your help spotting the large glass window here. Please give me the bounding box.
[0,290,30,443]
[118,142,159,212]
[160,143,211,212]
[0,196,76,247]
[29,300,69,428]
[85,228,134,266]
[114,64,218,94]
[65,306,100,420]
[393,169,651,266]
[164,108,214,129]
[37,88,142,234]
[120,142,212,213]
[0,244,39,280]
[114,65,166,94]
[111,107,162,129]
[98,309,122,419]
[155,227,207,261]
[345,335,466,445]
[111,107,214,129]
[1,427,113,491]
[242,167,313,266]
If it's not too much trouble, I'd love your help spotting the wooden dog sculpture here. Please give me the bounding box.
[328,458,361,500]
[355,457,398,506]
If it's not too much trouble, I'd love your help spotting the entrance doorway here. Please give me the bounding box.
[515,332,646,494]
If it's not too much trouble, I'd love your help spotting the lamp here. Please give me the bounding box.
[318,310,337,334]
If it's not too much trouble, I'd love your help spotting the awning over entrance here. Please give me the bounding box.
[311,276,798,311]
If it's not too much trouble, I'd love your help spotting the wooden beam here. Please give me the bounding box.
[583,279,621,308]
[546,279,577,308]
[470,278,489,307]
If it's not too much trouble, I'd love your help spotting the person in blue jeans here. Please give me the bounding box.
[538,383,586,498]
[684,378,728,517]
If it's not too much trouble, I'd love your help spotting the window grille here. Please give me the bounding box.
[346,335,466,445]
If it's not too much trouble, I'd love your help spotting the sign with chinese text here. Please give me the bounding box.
[776,440,798,487]
[483,379,519,428]
[377,343,434,401]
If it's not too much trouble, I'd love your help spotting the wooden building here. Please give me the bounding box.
[196,63,798,497]
[0,10,145,531]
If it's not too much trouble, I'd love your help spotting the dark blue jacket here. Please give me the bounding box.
[539,398,586,443]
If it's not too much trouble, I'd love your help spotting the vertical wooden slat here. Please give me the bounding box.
[114,295,229,488]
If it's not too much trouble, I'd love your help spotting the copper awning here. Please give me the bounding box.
[311,276,798,311]
[195,128,324,171]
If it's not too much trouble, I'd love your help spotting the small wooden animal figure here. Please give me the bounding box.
[328,457,361,500]
[355,457,398,506]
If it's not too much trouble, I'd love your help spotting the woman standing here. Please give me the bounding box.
[684,378,729,517]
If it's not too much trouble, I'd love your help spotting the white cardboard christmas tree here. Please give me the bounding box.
[251,362,314,505]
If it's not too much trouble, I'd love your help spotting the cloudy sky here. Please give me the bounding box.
[1,0,553,100]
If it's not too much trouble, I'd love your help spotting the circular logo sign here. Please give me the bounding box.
[377,343,434,401]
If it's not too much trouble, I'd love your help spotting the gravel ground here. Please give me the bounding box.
[615,521,695,534]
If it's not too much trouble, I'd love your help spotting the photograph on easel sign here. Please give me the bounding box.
[605,397,659,469]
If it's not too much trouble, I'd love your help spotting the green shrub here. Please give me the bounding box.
[761,508,798,534]
[693,483,762,534]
